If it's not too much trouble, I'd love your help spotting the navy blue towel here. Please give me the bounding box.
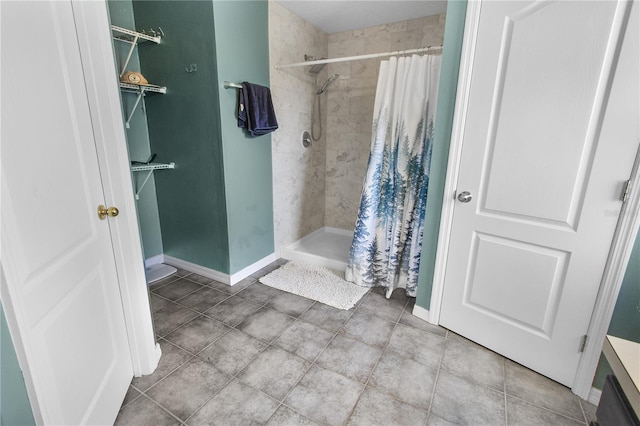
[237,82,278,136]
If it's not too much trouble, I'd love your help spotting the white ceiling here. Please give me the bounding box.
[275,0,447,34]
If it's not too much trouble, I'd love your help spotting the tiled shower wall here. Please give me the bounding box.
[325,15,446,230]
[269,4,445,247]
[269,1,328,251]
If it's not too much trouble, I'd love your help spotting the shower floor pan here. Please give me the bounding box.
[281,227,353,271]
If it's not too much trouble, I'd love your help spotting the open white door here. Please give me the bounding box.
[1,1,133,424]
[440,0,639,387]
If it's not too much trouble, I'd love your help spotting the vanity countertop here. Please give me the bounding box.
[603,335,640,418]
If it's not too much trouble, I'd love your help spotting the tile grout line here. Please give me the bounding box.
[264,293,371,424]
[146,274,442,424]
[343,294,419,424]
[425,320,448,426]
[135,270,305,424]
[503,393,591,425]
[503,357,508,426]
[578,399,590,425]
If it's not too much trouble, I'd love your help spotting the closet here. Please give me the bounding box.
[108,0,275,284]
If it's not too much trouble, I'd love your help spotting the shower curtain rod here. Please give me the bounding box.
[275,45,442,70]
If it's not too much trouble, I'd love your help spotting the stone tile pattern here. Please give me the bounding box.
[325,15,446,230]
[269,2,328,251]
[116,262,596,425]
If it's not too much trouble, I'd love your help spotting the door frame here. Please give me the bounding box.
[0,1,160,423]
[428,0,640,400]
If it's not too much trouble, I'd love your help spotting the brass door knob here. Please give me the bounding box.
[98,205,119,220]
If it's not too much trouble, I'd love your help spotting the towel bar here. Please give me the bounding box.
[224,81,243,89]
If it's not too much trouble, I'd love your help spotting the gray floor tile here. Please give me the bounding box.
[153,302,199,337]
[197,328,268,376]
[150,294,173,314]
[285,365,364,425]
[237,282,285,305]
[237,346,310,400]
[238,307,295,342]
[267,405,320,425]
[387,323,445,370]
[203,295,262,326]
[267,291,315,317]
[316,334,382,383]
[299,302,354,333]
[121,385,141,408]
[171,267,193,277]
[359,287,408,322]
[145,358,231,421]
[207,276,256,294]
[440,338,504,391]
[186,379,279,425]
[153,278,203,301]
[504,360,584,422]
[164,316,230,354]
[183,273,213,285]
[274,321,334,361]
[149,274,181,290]
[342,309,396,348]
[580,399,597,424]
[427,413,459,426]
[176,286,230,313]
[347,387,429,425]
[369,351,438,411]
[431,370,505,426]
[115,395,179,426]
[398,310,447,337]
[507,396,585,425]
[132,340,193,392]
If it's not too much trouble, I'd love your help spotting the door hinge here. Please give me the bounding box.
[579,335,588,353]
[621,179,631,203]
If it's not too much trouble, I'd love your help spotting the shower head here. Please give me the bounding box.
[308,63,326,74]
[317,74,339,95]
[305,54,326,74]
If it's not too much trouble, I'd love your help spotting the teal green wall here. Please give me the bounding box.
[1,302,35,426]
[593,230,640,389]
[133,0,230,273]
[212,0,274,274]
[415,0,468,309]
[132,0,274,274]
[108,0,164,259]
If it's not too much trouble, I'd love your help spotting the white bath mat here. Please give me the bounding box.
[259,261,368,310]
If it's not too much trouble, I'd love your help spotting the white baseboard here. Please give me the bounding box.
[588,387,601,406]
[412,304,431,322]
[144,254,165,269]
[164,255,231,284]
[164,253,278,286]
[229,253,278,284]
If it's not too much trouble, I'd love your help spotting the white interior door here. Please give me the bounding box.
[1,1,133,424]
[440,0,639,386]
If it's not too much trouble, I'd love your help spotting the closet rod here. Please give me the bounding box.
[275,45,442,70]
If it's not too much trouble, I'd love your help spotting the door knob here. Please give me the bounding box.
[97,205,119,220]
[457,191,472,203]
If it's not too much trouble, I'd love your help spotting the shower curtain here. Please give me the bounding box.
[346,54,441,297]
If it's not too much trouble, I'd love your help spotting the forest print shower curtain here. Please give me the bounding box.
[346,54,441,297]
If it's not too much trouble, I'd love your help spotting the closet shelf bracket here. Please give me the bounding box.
[111,25,162,77]
[120,82,167,128]
[131,162,175,200]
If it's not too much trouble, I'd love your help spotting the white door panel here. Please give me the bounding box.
[441,0,638,386]
[1,1,133,424]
